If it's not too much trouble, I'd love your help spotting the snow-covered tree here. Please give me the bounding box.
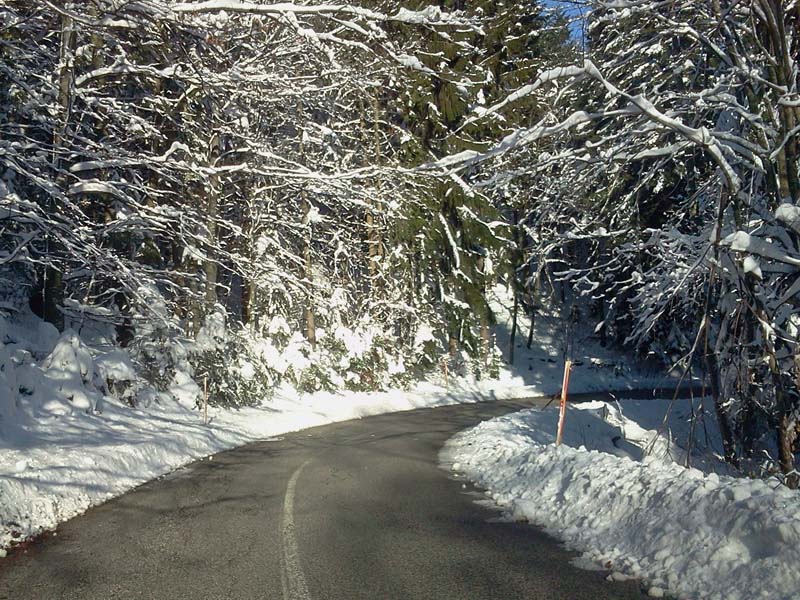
[1,0,508,405]
[439,0,800,484]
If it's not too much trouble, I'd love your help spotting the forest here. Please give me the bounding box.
[1,0,799,487]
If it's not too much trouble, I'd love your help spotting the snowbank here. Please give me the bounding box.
[442,401,800,600]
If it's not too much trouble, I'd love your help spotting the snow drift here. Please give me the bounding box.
[442,401,800,600]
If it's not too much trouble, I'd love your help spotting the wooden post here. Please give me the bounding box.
[203,375,208,425]
[556,360,572,446]
[441,358,449,389]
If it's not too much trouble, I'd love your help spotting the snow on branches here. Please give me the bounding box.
[434,0,800,482]
[0,0,483,405]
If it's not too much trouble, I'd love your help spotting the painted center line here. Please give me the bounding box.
[281,459,312,600]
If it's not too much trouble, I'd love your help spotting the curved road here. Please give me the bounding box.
[0,398,648,599]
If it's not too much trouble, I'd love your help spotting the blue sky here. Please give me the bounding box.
[542,0,587,40]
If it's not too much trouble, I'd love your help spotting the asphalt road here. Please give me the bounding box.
[0,397,649,600]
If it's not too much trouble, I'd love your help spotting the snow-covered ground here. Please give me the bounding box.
[487,283,673,396]
[442,399,800,600]
[0,283,669,553]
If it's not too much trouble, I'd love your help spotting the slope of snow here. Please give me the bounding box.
[485,283,673,396]
[441,401,800,600]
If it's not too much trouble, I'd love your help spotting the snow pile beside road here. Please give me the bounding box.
[442,402,800,600]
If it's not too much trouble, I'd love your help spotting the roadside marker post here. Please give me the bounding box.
[556,359,572,446]
[203,375,208,425]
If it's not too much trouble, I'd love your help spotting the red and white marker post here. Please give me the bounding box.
[556,359,572,446]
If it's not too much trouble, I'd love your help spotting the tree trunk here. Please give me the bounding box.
[777,412,799,489]
[772,357,799,488]
[481,313,490,370]
[475,254,491,369]
[241,278,257,327]
[508,210,522,364]
[449,329,458,360]
[705,347,738,466]
[526,270,540,349]
[509,289,518,365]
[303,195,316,350]
[44,12,77,331]
[766,0,800,201]
[367,94,383,283]
[204,133,220,310]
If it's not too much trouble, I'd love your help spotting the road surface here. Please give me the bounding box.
[0,398,648,599]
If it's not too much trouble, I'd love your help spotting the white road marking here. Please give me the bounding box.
[281,459,312,600]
